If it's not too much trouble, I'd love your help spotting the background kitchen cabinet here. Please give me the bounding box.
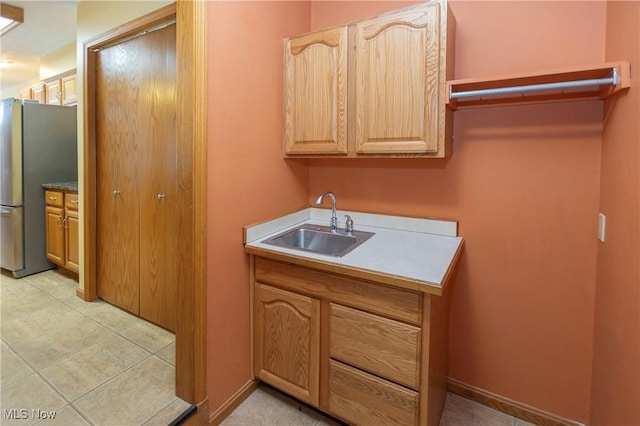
[45,74,77,106]
[30,83,46,104]
[283,0,454,158]
[45,194,64,265]
[44,189,78,273]
[19,87,31,100]
[283,27,348,154]
[64,193,79,272]
[254,283,320,406]
[96,22,177,332]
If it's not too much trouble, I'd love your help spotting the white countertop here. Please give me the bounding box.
[244,208,464,294]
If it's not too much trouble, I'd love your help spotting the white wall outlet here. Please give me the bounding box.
[598,213,606,243]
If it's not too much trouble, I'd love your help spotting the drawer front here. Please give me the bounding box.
[330,303,420,389]
[65,192,79,210]
[255,257,421,325]
[45,190,63,208]
[329,359,418,426]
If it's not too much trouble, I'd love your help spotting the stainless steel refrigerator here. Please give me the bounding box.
[1,98,77,278]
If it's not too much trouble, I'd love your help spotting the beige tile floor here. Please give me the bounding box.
[222,381,539,426]
[2,269,538,426]
[0,269,191,426]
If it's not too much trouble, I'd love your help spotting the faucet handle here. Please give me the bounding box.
[344,215,354,235]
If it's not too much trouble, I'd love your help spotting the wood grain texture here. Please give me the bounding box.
[137,23,178,333]
[45,206,65,265]
[447,378,584,426]
[329,359,419,426]
[284,26,348,154]
[446,61,631,110]
[255,284,320,406]
[45,190,63,208]
[175,0,208,404]
[65,207,79,273]
[208,380,256,426]
[246,246,444,295]
[330,303,421,390]
[95,32,142,316]
[255,257,422,324]
[353,1,440,155]
[83,2,208,405]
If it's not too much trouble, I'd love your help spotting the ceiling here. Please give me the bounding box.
[0,0,78,90]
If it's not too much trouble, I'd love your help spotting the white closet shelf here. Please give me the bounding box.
[446,61,630,110]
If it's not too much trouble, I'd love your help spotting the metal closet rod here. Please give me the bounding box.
[450,67,619,100]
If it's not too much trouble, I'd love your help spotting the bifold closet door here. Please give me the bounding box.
[96,22,177,331]
[95,35,142,315]
[138,24,177,332]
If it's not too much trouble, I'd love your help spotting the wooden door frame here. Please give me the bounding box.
[82,1,208,410]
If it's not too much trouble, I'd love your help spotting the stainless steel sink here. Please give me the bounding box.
[262,224,375,257]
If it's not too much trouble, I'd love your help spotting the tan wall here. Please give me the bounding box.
[206,1,310,412]
[40,42,76,81]
[590,1,640,424]
[75,1,173,292]
[307,1,607,423]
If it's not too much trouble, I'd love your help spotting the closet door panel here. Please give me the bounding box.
[138,23,178,332]
[95,37,141,315]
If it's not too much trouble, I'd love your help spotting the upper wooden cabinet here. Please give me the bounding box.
[283,0,455,158]
[31,83,47,104]
[284,27,348,154]
[46,73,77,106]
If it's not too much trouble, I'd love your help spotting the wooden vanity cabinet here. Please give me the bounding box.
[252,256,451,426]
[255,284,320,406]
[45,189,79,273]
[283,0,454,158]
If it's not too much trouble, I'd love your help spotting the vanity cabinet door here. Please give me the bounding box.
[352,2,442,155]
[254,283,321,406]
[284,26,348,155]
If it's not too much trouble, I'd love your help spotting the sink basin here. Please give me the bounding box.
[262,224,375,257]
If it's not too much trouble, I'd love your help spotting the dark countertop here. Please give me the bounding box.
[42,181,78,192]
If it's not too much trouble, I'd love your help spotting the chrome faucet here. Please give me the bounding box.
[314,191,338,232]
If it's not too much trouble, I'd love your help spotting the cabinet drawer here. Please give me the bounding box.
[330,303,420,389]
[255,257,422,325]
[329,359,418,426]
[45,190,63,208]
[65,193,79,210]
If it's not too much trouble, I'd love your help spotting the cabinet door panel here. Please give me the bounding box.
[45,206,64,265]
[284,27,348,154]
[329,359,418,426]
[354,3,440,154]
[31,83,46,104]
[61,75,77,105]
[255,284,320,406]
[330,303,421,389]
[65,208,79,273]
[46,80,61,105]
